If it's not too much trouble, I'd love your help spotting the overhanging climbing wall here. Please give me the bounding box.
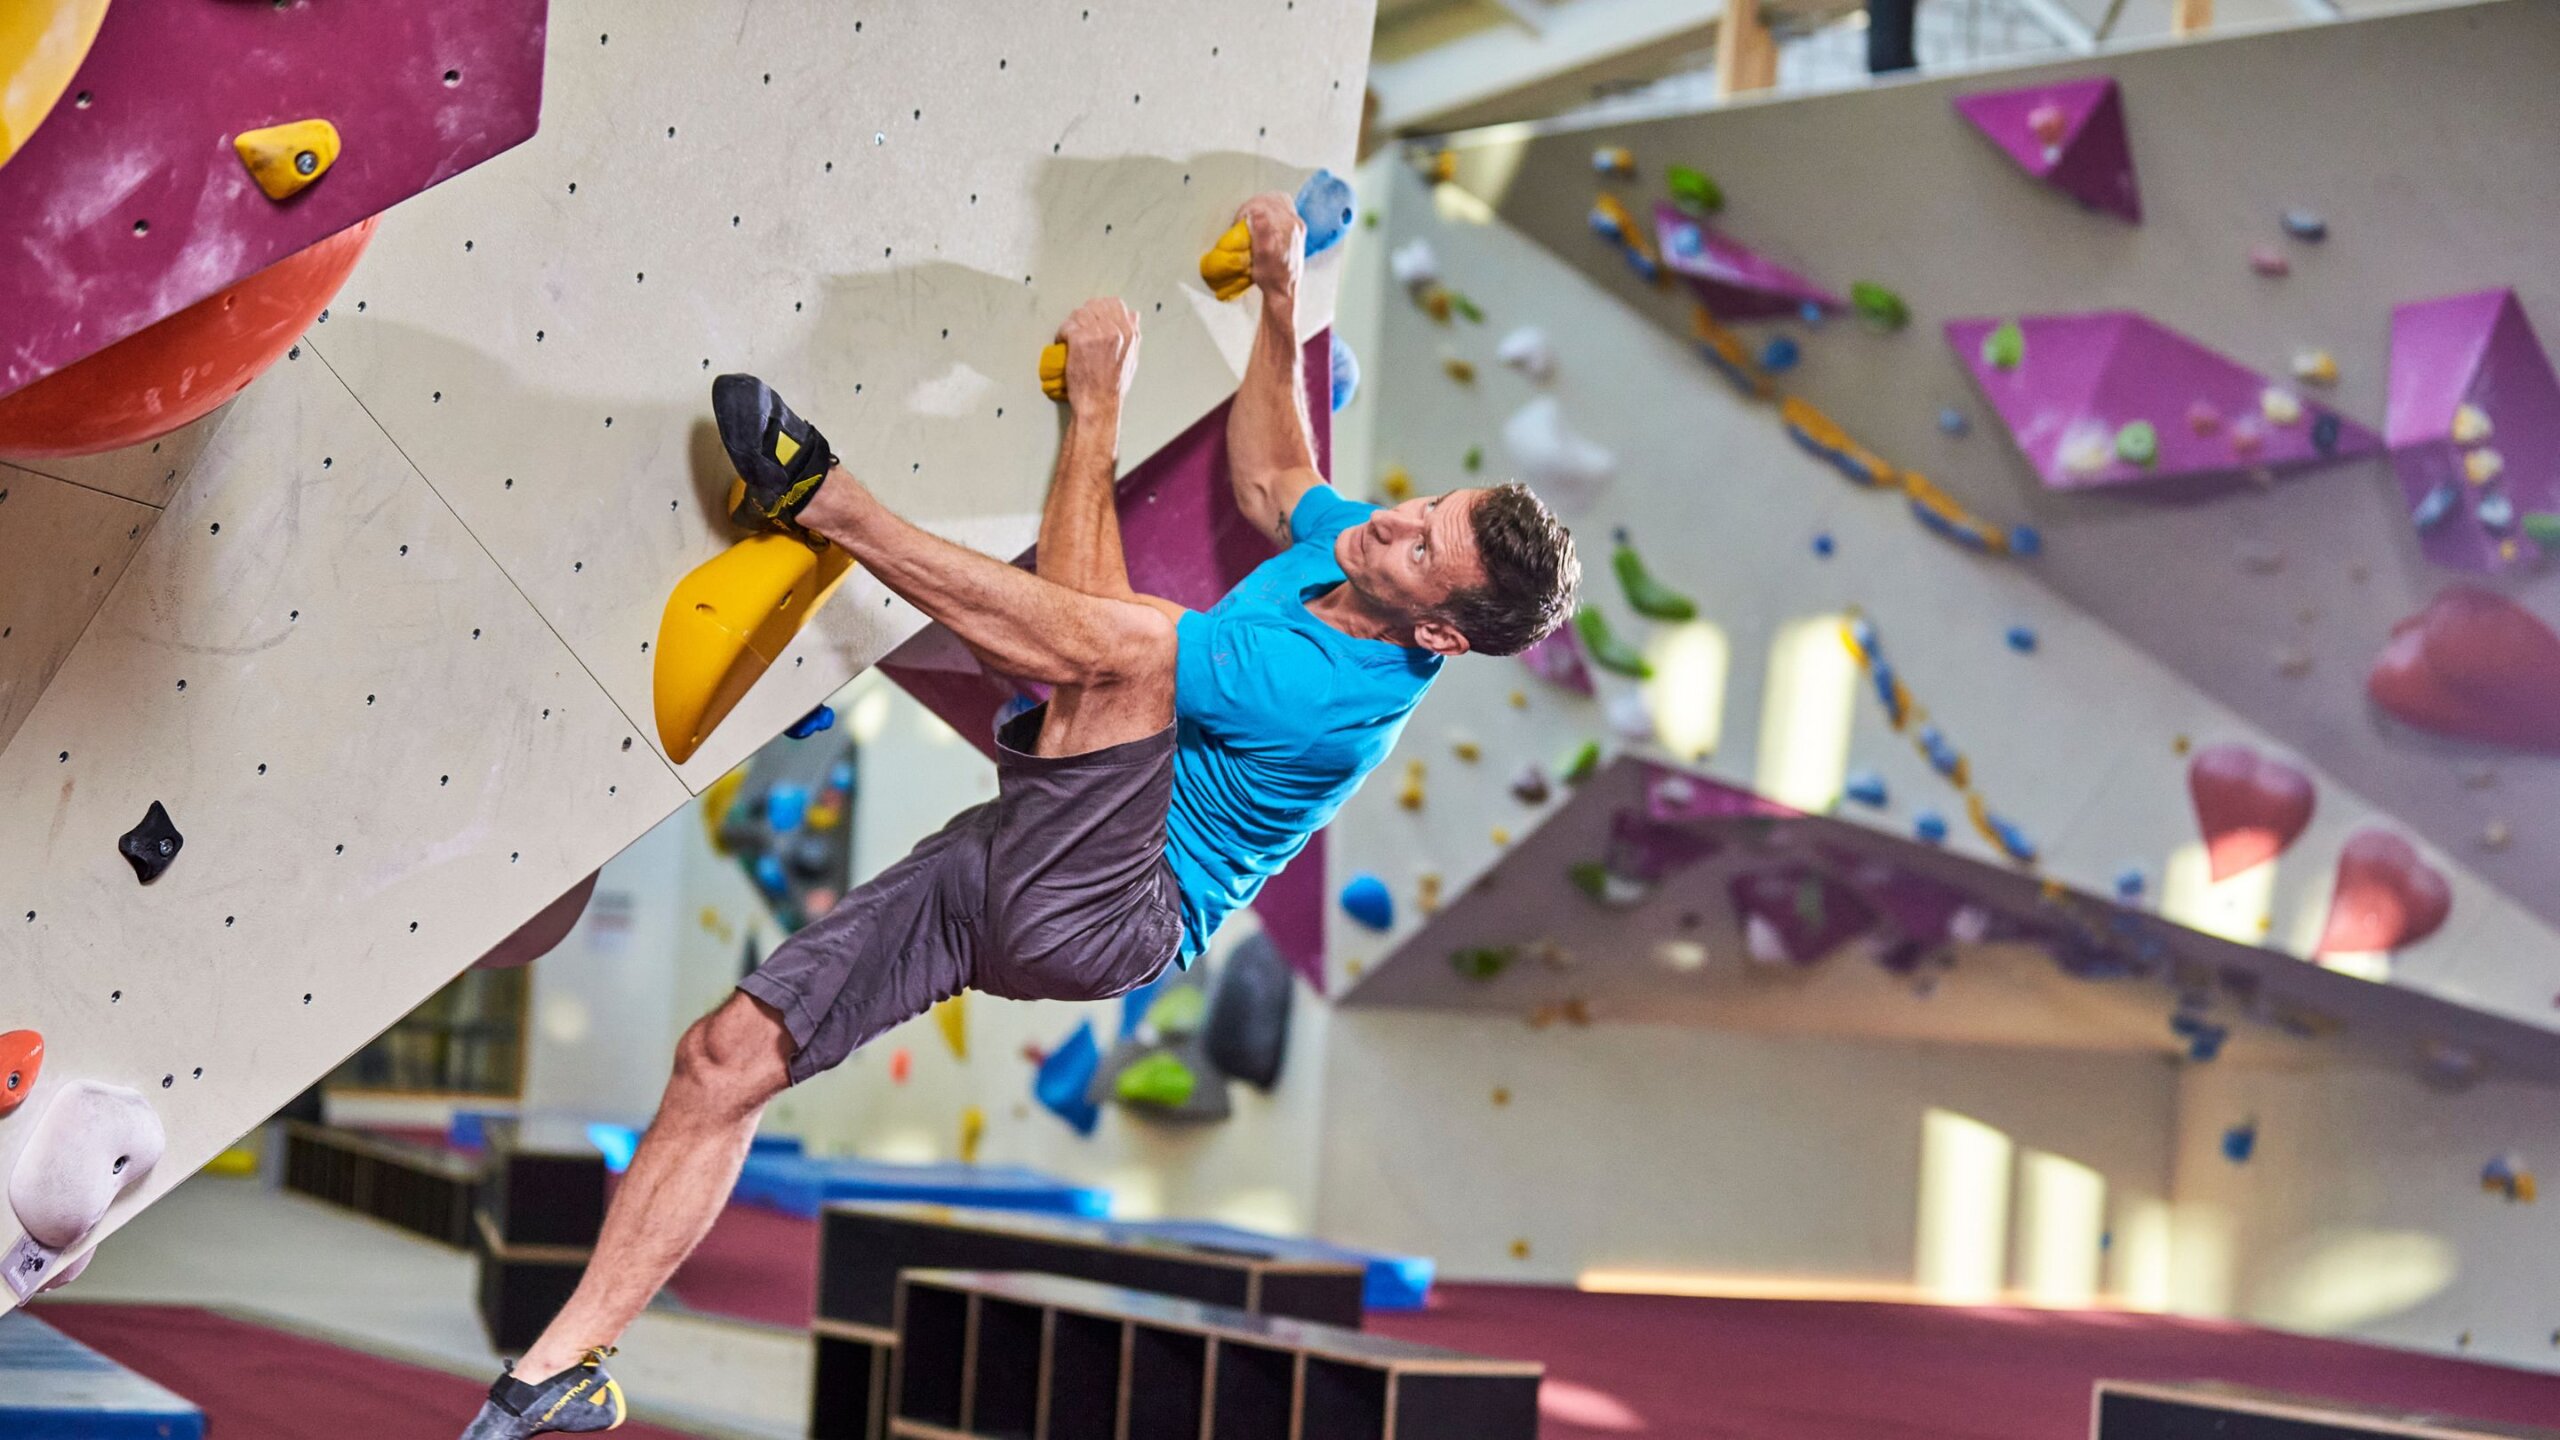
[0,0,1374,1298]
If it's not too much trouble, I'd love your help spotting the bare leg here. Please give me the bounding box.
[509,992,794,1381]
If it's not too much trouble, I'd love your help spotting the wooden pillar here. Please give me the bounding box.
[2171,0,2214,36]
[1716,0,1778,98]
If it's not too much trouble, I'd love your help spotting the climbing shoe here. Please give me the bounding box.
[460,1348,627,1437]
[713,373,835,527]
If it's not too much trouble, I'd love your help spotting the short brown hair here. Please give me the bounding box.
[1438,483,1579,657]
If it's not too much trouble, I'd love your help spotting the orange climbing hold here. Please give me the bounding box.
[0,1030,42,1117]
[0,216,375,459]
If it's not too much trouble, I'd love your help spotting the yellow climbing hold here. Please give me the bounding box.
[1417,873,1443,915]
[1509,690,1528,710]
[1510,1238,1533,1260]
[699,766,749,853]
[1491,1087,1512,1107]
[0,0,112,170]
[1442,355,1477,385]
[652,532,855,764]
[1491,827,1511,846]
[2452,403,2494,444]
[2289,349,2338,386]
[2464,448,2505,485]
[934,994,968,1060]
[1199,219,1253,302]
[1453,739,1482,763]
[1398,759,1426,811]
[1038,342,1068,401]
[234,118,342,201]
[958,1105,987,1165]
[1381,466,1413,502]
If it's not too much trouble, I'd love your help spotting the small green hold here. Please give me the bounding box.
[1566,860,1611,900]
[1449,291,1485,324]
[1610,528,1697,621]
[1463,444,1483,473]
[1145,985,1207,1038]
[1114,1051,1199,1107]
[2522,512,2560,547]
[1573,607,1653,678]
[1450,945,1516,982]
[1560,738,1603,786]
[1362,210,1381,230]
[1983,320,2025,371]
[1850,281,1909,332]
[1666,164,1724,216]
[2114,420,2159,466]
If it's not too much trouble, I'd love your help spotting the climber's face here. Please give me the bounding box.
[1336,488,1487,656]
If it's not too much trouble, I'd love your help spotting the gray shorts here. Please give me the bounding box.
[737,706,1183,1085]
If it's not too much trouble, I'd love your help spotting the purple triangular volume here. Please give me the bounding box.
[2386,288,2560,574]
[1652,203,1845,319]
[1952,77,2142,225]
[1943,310,2383,490]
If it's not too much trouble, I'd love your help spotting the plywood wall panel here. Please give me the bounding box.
[0,469,156,755]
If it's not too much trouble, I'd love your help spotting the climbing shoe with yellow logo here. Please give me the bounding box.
[460,1347,627,1437]
[713,373,836,528]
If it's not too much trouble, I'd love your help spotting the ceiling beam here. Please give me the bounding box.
[1369,0,1740,136]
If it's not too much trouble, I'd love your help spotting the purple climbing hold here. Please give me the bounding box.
[1952,77,2142,224]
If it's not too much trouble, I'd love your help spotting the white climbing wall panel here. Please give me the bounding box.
[313,0,1373,788]
[0,471,156,755]
[0,0,1374,1288]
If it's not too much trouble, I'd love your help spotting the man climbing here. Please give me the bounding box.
[461,193,1579,1437]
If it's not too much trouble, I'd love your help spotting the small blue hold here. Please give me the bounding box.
[752,852,789,897]
[764,784,811,833]
[1621,248,1660,284]
[1843,770,1889,808]
[2115,867,2147,902]
[1329,333,1361,414]
[1919,726,1962,779]
[1588,207,1626,242]
[2008,525,2043,558]
[1340,873,1395,931]
[2005,625,2038,654]
[2221,1121,2257,1163]
[2310,412,2341,455]
[1295,168,1356,259]
[1665,224,1702,260]
[827,759,856,790]
[1759,335,1801,373]
[1812,532,1836,558]
[2412,481,2459,530]
[1937,407,1969,437]
[786,704,836,739]
[1914,811,1948,845]
[2478,492,2516,530]
[1799,300,1827,328]
[2280,208,2328,242]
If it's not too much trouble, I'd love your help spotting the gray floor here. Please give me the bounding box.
[44,1168,811,1440]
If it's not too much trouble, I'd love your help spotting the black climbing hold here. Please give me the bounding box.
[118,801,184,883]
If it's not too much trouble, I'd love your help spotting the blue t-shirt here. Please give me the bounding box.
[1166,486,1441,957]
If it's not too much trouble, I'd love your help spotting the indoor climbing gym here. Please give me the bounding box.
[8,2,2560,1437]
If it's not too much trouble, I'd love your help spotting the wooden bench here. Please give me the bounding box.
[888,1269,1539,1440]
[280,1119,479,1248]
[813,1204,1368,1440]
[2095,1380,2560,1440]
[468,1117,607,1352]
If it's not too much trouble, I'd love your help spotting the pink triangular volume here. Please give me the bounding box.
[2385,289,2560,575]
[1944,311,2384,490]
[1654,204,1845,320]
[1953,77,2142,225]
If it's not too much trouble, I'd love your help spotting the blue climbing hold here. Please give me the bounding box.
[1330,333,1361,414]
[2310,411,2341,455]
[827,759,856,791]
[2412,481,2458,530]
[1799,300,1827,327]
[1295,169,1356,259]
[1034,1021,1104,1136]
[1812,532,1836,558]
[1914,811,1948,844]
[1843,770,1888,808]
[2478,492,2516,530]
[2221,1121,2257,1163]
[765,784,811,832]
[1937,407,1969,437]
[2280,208,2327,242]
[1919,725,1963,780]
[1341,873,1395,931]
[2115,867,2147,902]
[1118,969,1172,1039]
[2005,625,2038,654]
[1759,335,1800,373]
[786,704,836,739]
[752,852,789,897]
[2008,525,2043,558]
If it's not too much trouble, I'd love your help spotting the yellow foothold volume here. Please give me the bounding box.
[234,118,342,201]
[1039,342,1068,401]
[1200,219,1253,302]
[652,532,855,764]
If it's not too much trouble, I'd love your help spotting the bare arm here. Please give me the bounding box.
[1226,193,1324,550]
[1040,300,1141,600]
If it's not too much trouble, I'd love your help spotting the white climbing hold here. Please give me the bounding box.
[1501,395,1617,514]
[1948,904,1992,945]
[1654,939,1709,973]
[2482,819,2512,851]
[1389,238,1440,289]
[1743,913,1790,966]
[1496,326,1556,381]
[2290,349,2338,386]
[2260,388,2303,426]
[2059,424,2113,478]
[7,1080,165,1251]
[1605,687,1654,742]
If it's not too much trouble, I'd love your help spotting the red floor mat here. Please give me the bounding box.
[33,1303,703,1440]
[1369,1285,2560,1440]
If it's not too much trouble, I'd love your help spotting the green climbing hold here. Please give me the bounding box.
[1463,444,1483,473]
[1574,607,1653,678]
[1610,528,1697,621]
[1115,1051,1200,1107]
[2114,420,2158,466]
[1146,985,1208,1038]
[1566,860,1610,901]
[1450,945,1516,981]
[1666,164,1724,217]
[1560,738,1603,786]
[2522,513,2560,547]
[1449,291,1485,323]
[1983,320,2025,371]
[1850,282,1909,332]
